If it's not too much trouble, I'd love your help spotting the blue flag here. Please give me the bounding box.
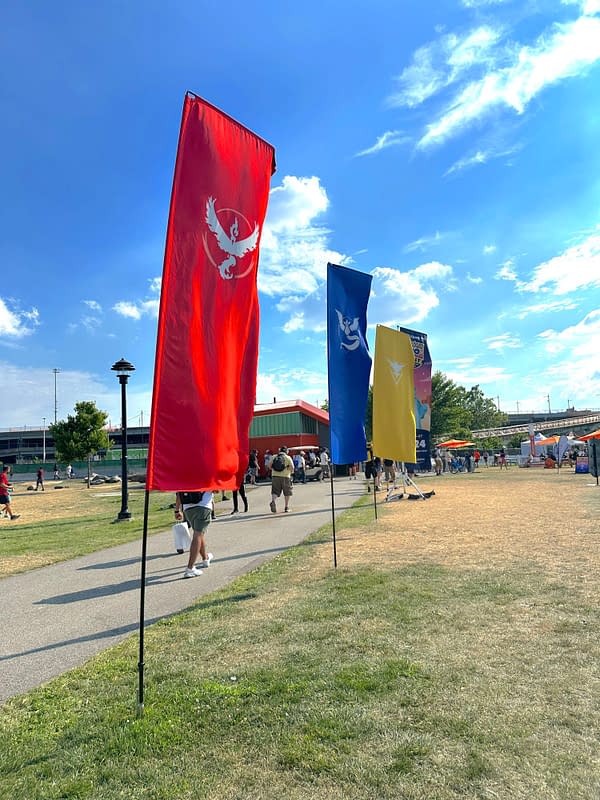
[327,263,372,465]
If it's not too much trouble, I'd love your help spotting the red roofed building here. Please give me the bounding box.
[249,399,329,477]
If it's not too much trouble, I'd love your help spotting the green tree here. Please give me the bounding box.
[464,385,508,431]
[320,399,329,412]
[50,401,110,462]
[430,371,470,440]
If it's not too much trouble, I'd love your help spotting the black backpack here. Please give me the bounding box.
[271,453,286,472]
[178,491,205,504]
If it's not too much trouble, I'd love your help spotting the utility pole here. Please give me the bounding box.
[516,401,520,413]
[53,368,61,423]
[42,417,46,462]
[547,394,551,414]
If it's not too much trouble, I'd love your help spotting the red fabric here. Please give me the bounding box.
[146,94,275,492]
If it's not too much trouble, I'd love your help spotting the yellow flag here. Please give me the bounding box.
[372,326,416,463]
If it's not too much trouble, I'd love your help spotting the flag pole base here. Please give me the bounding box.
[386,467,435,501]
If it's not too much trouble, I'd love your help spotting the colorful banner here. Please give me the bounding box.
[327,263,372,465]
[372,326,416,463]
[399,327,432,471]
[146,93,276,492]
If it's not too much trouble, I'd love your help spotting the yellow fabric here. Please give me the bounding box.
[372,326,416,462]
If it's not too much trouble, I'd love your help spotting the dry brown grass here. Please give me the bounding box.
[318,467,600,589]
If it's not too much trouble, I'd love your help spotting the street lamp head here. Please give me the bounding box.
[111,358,136,377]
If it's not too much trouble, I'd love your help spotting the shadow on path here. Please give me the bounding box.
[2,594,255,662]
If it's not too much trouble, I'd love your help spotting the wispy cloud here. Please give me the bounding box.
[418,14,600,148]
[516,299,579,318]
[484,332,522,350]
[354,130,410,157]
[404,230,447,253]
[0,297,40,338]
[519,229,600,295]
[466,272,483,283]
[388,26,501,109]
[483,244,497,254]
[445,143,522,176]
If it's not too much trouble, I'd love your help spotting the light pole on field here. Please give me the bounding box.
[111,358,135,521]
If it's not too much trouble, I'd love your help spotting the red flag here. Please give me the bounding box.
[146,93,275,492]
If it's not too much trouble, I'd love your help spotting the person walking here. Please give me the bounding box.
[269,446,294,513]
[0,467,20,520]
[174,490,214,578]
[231,458,249,514]
[35,467,45,491]
[247,449,259,485]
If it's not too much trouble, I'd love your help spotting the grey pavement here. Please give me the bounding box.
[0,478,364,704]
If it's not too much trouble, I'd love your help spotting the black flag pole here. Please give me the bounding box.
[137,489,151,718]
[329,464,337,568]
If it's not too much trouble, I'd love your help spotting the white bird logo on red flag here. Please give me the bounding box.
[205,196,260,279]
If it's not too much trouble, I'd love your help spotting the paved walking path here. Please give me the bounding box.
[0,479,365,704]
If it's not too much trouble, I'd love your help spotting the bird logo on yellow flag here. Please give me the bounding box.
[373,326,416,463]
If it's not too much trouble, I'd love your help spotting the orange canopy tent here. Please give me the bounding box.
[580,428,600,441]
[437,439,474,448]
[535,435,561,446]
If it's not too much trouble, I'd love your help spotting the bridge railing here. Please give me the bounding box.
[473,413,600,439]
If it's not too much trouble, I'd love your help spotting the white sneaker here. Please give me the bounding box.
[196,552,213,569]
[183,567,203,578]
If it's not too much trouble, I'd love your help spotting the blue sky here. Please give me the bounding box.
[2,0,600,428]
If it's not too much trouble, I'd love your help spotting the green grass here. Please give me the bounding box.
[2,499,600,799]
[0,488,175,576]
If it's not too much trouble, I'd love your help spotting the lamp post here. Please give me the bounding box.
[42,417,46,462]
[111,358,135,521]
[53,368,60,424]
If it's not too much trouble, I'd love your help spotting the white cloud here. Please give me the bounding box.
[519,230,600,294]
[83,300,102,312]
[466,272,483,283]
[534,310,600,402]
[445,143,522,176]
[259,175,351,303]
[388,26,501,109]
[516,298,579,318]
[112,276,161,321]
[265,176,328,232]
[419,15,600,148]
[484,332,522,350]
[404,230,447,253]
[255,366,328,406]
[354,130,410,157]
[369,261,454,326]
[483,244,497,254]
[113,302,142,320]
[495,259,518,281]
[0,298,40,338]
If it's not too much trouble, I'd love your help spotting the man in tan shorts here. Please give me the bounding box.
[269,446,294,513]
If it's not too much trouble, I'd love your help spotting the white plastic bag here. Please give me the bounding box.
[173,522,192,553]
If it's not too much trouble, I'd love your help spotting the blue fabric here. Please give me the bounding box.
[327,263,372,465]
